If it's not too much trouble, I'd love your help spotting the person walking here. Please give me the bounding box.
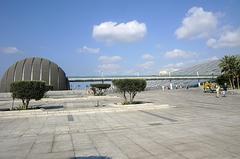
[222,83,227,97]
[162,85,165,91]
[216,85,220,98]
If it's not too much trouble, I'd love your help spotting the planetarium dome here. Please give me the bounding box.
[0,57,69,92]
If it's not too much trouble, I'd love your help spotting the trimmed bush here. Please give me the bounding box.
[10,81,48,109]
[112,79,146,104]
[90,83,111,96]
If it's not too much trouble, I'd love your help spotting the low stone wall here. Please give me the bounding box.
[0,92,11,98]
[228,89,240,95]
[45,90,86,98]
[0,90,87,101]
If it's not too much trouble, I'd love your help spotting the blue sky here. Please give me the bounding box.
[0,0,240,77]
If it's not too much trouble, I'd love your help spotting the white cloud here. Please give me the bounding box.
[206,56,219,61]
[92,20,147,43]
[77,46,100,54]
[160,62,185,73]
[142,54,154,61]
[0,47,20,54]
[97,55,123,73]
[139,54,155,70]
[175,7,218,39]
[160,68,179,73]
[98,55,122,63]
[207,28,240,48]
[139,61,155,69]
[98,63,121,72]
[165,62,184,68]
[165,49,197,59]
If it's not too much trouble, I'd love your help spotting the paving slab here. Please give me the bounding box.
[0,89,240,159]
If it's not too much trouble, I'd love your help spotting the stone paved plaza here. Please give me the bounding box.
[0,89,240,159]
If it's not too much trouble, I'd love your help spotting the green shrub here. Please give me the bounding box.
[90,83,111,96]
[10,81,48,109]
[112,79,146,104]
[216,74,229,86]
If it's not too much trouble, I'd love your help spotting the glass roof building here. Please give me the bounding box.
[0,57,69,92]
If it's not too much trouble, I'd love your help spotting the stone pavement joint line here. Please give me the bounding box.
[148,122,163,126]
[0,104,172,119]
[0,89,240,159]
[139,110,178,122]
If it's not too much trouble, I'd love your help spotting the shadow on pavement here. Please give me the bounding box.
[0,105,64,111]
[71,156,111,159]
[39,105,64,109]
[0,108,10,111]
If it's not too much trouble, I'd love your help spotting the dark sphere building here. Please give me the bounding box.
[0,57,69,92]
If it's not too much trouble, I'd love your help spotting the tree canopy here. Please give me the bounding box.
[112,79,146,104]
[10,81,49,109]
[218,55,240,89]
[90,83,111,96]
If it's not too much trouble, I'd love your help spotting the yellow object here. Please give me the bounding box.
[203,82,217,93]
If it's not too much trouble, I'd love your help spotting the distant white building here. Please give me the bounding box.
[159,70,168,76]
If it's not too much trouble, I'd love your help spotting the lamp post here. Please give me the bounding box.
[169,72,173,90]
[197,72,200,87]
[101,71,104,84]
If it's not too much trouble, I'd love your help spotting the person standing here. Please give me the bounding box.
[162,85,165,91]
[216,85,220,98]
[222,83,227,97]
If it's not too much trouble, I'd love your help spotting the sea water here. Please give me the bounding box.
[69,80,202,90]
[70,81,112,90]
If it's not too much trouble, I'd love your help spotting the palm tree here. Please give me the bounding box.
[219,55,238,89]
[236,55,240,89]
[219,56,232,88]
